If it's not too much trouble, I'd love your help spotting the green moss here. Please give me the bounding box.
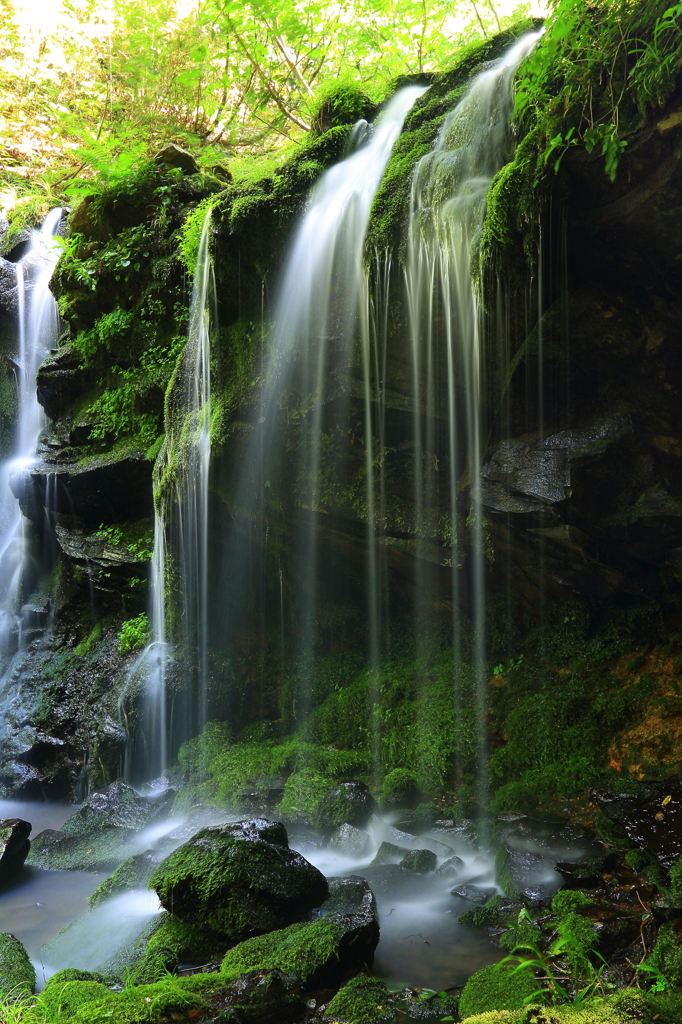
[278,768,330,824]
[127,914,225,984]
[0,933,35,999]
[221,917,342,986]
[75,620,102,657]
[88,852,157,908]
[39,979,116,1019]
[495,846,521,900]
[365,24,537,263]
[669,855,682,900]
[459,962,540,1018]
[551,891,592,919]
[381,767,420,806]
[323,974,393,1022]
[646,922,682,990]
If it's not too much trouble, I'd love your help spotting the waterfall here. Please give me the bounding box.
[229,85,426,732]
[0,209,61,669]
[405,32,542,803]
[127,210,214,780]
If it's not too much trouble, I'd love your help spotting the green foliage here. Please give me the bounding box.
[178,198,215,272]
[670,855,682,900]
[117,613,149,655]
[646,923,682,991]
[73,308,135,364]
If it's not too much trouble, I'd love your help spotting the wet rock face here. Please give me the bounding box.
[210,968,303,1023]
[150,818,329,944]
[592,780,682,870]
[0,818,30,883]
[327,822,370,858]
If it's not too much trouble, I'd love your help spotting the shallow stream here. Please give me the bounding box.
[0,799,589,992]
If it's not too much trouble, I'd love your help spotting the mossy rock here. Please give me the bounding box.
[221,875,379,992]
[323,973,393,1022]
[88,849,158,908]
[40,978,117,1019]
[0,933,35,999]
[126,912,226,984]
[149,819,328,944]
[459,962,540,1018]
[27,825,137,872]
[221,917,344,987]
[400,848,437,873]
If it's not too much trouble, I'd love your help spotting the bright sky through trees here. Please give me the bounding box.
[0,0,544,216]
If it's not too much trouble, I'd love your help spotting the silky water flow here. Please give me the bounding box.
[0,210,61,690]
[1,34,580,993]
[404,31,542,807]
[123,210,215,781]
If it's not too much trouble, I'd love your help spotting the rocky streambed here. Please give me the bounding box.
[0,779,679,1021]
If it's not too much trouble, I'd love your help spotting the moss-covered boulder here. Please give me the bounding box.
[149,818,328,944]
[459,962,539,1018]
[319,781,378,829]
[0,932,35,998]
[28,782,175,872]
[88,849,158,908]
[323,974,393,1022]
[400,848,437,873]
[221,875,379,990]
[40,978,117,1019]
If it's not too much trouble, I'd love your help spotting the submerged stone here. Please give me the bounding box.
[436,854,465,878]
[451,884,497,904]
[592,781,682,871]
[0,932,35,998]
[0,818,31,882]
[60,780,174,836]
[149,818,328,944]
[327,822,370,858]
[88,849,159,908]
[371,840,405,865]
[400,848,437,873]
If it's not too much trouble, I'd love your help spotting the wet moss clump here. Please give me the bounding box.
[323,974,393,1022]
[221,917,343,986]
[459,962,539,1018]
[40,979,116,1019]
[127,913,225,984]
[0,933,35,999]
[88,851,157,908]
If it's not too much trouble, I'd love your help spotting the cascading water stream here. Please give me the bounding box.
[234,85,427,731]
[0,209,61,672]
[125,210,215,781]
[405,31,542,803]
